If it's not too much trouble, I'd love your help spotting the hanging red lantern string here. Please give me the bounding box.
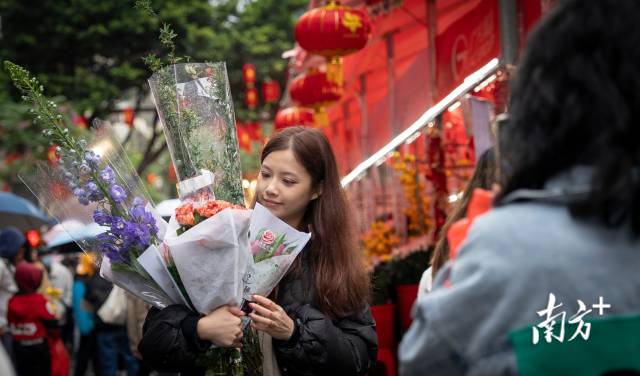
[274,107,315,130]
[294,0,372,86]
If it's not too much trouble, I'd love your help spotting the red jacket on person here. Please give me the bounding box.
[8,262,56,342]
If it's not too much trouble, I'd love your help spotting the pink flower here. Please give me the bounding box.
[261,230,275,245]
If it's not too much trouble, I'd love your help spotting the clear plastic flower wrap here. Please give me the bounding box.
[18,120,175,309]
[148,62,245,206]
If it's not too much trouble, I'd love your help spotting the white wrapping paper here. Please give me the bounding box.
[164,208,251,314]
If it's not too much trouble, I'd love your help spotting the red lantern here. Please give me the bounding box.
[123,108,135,127]
[262,80,281,104]
[245,87,258,109]
[146,173,157,185]
[236,123,252,152]
[4,153,20,166]
[25,230,41,248]
[243,64,256,87]
[274,107,315,130]
[290,70,342,107]
[72,114,88,128]
[245,122,263,141]
[47,145,59,165]
[289,70,342,127]
[168,163,177,183]
[295,1,372,58]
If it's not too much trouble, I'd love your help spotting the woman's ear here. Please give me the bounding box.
[311,184,323,200]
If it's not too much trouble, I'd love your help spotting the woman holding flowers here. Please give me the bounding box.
[139,127,378,375]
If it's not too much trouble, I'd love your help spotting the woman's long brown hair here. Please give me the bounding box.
[261,126,369,318]
[430,147,497,275]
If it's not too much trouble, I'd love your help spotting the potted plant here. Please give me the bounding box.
[389,248,431,331]
[369,261,397,376]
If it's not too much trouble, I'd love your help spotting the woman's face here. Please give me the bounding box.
[256,148,319,229]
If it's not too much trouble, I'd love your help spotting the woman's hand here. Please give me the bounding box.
[249,295,295,341]
[197,305,245,347]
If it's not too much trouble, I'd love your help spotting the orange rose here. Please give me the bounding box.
[175,202,195,226]
[197,200,247,218]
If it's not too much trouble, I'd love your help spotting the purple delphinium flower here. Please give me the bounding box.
[93,209,111,226]
[73,188,90,206]
[111,216,127,231]
[79,163,92,176]
[132,197,145,207]
[96,233,127,263]
[85,181,104,201]
[99,166,115,184]
[85,151,101,167]
[117,221,150,250]
[108,184,127,203]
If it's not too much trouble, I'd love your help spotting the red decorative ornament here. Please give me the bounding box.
[295,1,372,58]
[290,70,342,107]
[262,80,281,104]
[47,145,59,165]
[4,153,20,166]
[295,0,372,86]
[290,70,342,127]
[245,87,258,109]
[245,122,263,141]
[72,114,88,128]
[146,173,157,185]
[242,64,256,87]
[123,108,135,127]
[25,230,41,248]
[274,107,315,130]
[168,163,177,183]
[236,123,252,152]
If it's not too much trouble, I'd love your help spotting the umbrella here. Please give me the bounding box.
[46,222,107,253]
[156,198,180,220]
[43,219,85,244]
[0,192,54,231]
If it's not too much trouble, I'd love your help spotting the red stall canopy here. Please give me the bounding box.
[320,0,504,176]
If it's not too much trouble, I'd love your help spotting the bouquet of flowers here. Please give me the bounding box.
[241,204,311,311]
[5,61,174,309]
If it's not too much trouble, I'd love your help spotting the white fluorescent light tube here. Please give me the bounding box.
[341,58,500,187]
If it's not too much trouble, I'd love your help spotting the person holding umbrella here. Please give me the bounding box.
[0,227,25,360]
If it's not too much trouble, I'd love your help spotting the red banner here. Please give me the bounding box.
[435,0,500,100]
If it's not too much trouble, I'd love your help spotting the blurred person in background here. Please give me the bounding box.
[0,227,24,362]
[84,266,138,376]
[418,147,498,297]
[8,262,57,375]
[73,253,98,376]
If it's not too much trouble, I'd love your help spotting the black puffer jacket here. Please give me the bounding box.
[139,251,378,375]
